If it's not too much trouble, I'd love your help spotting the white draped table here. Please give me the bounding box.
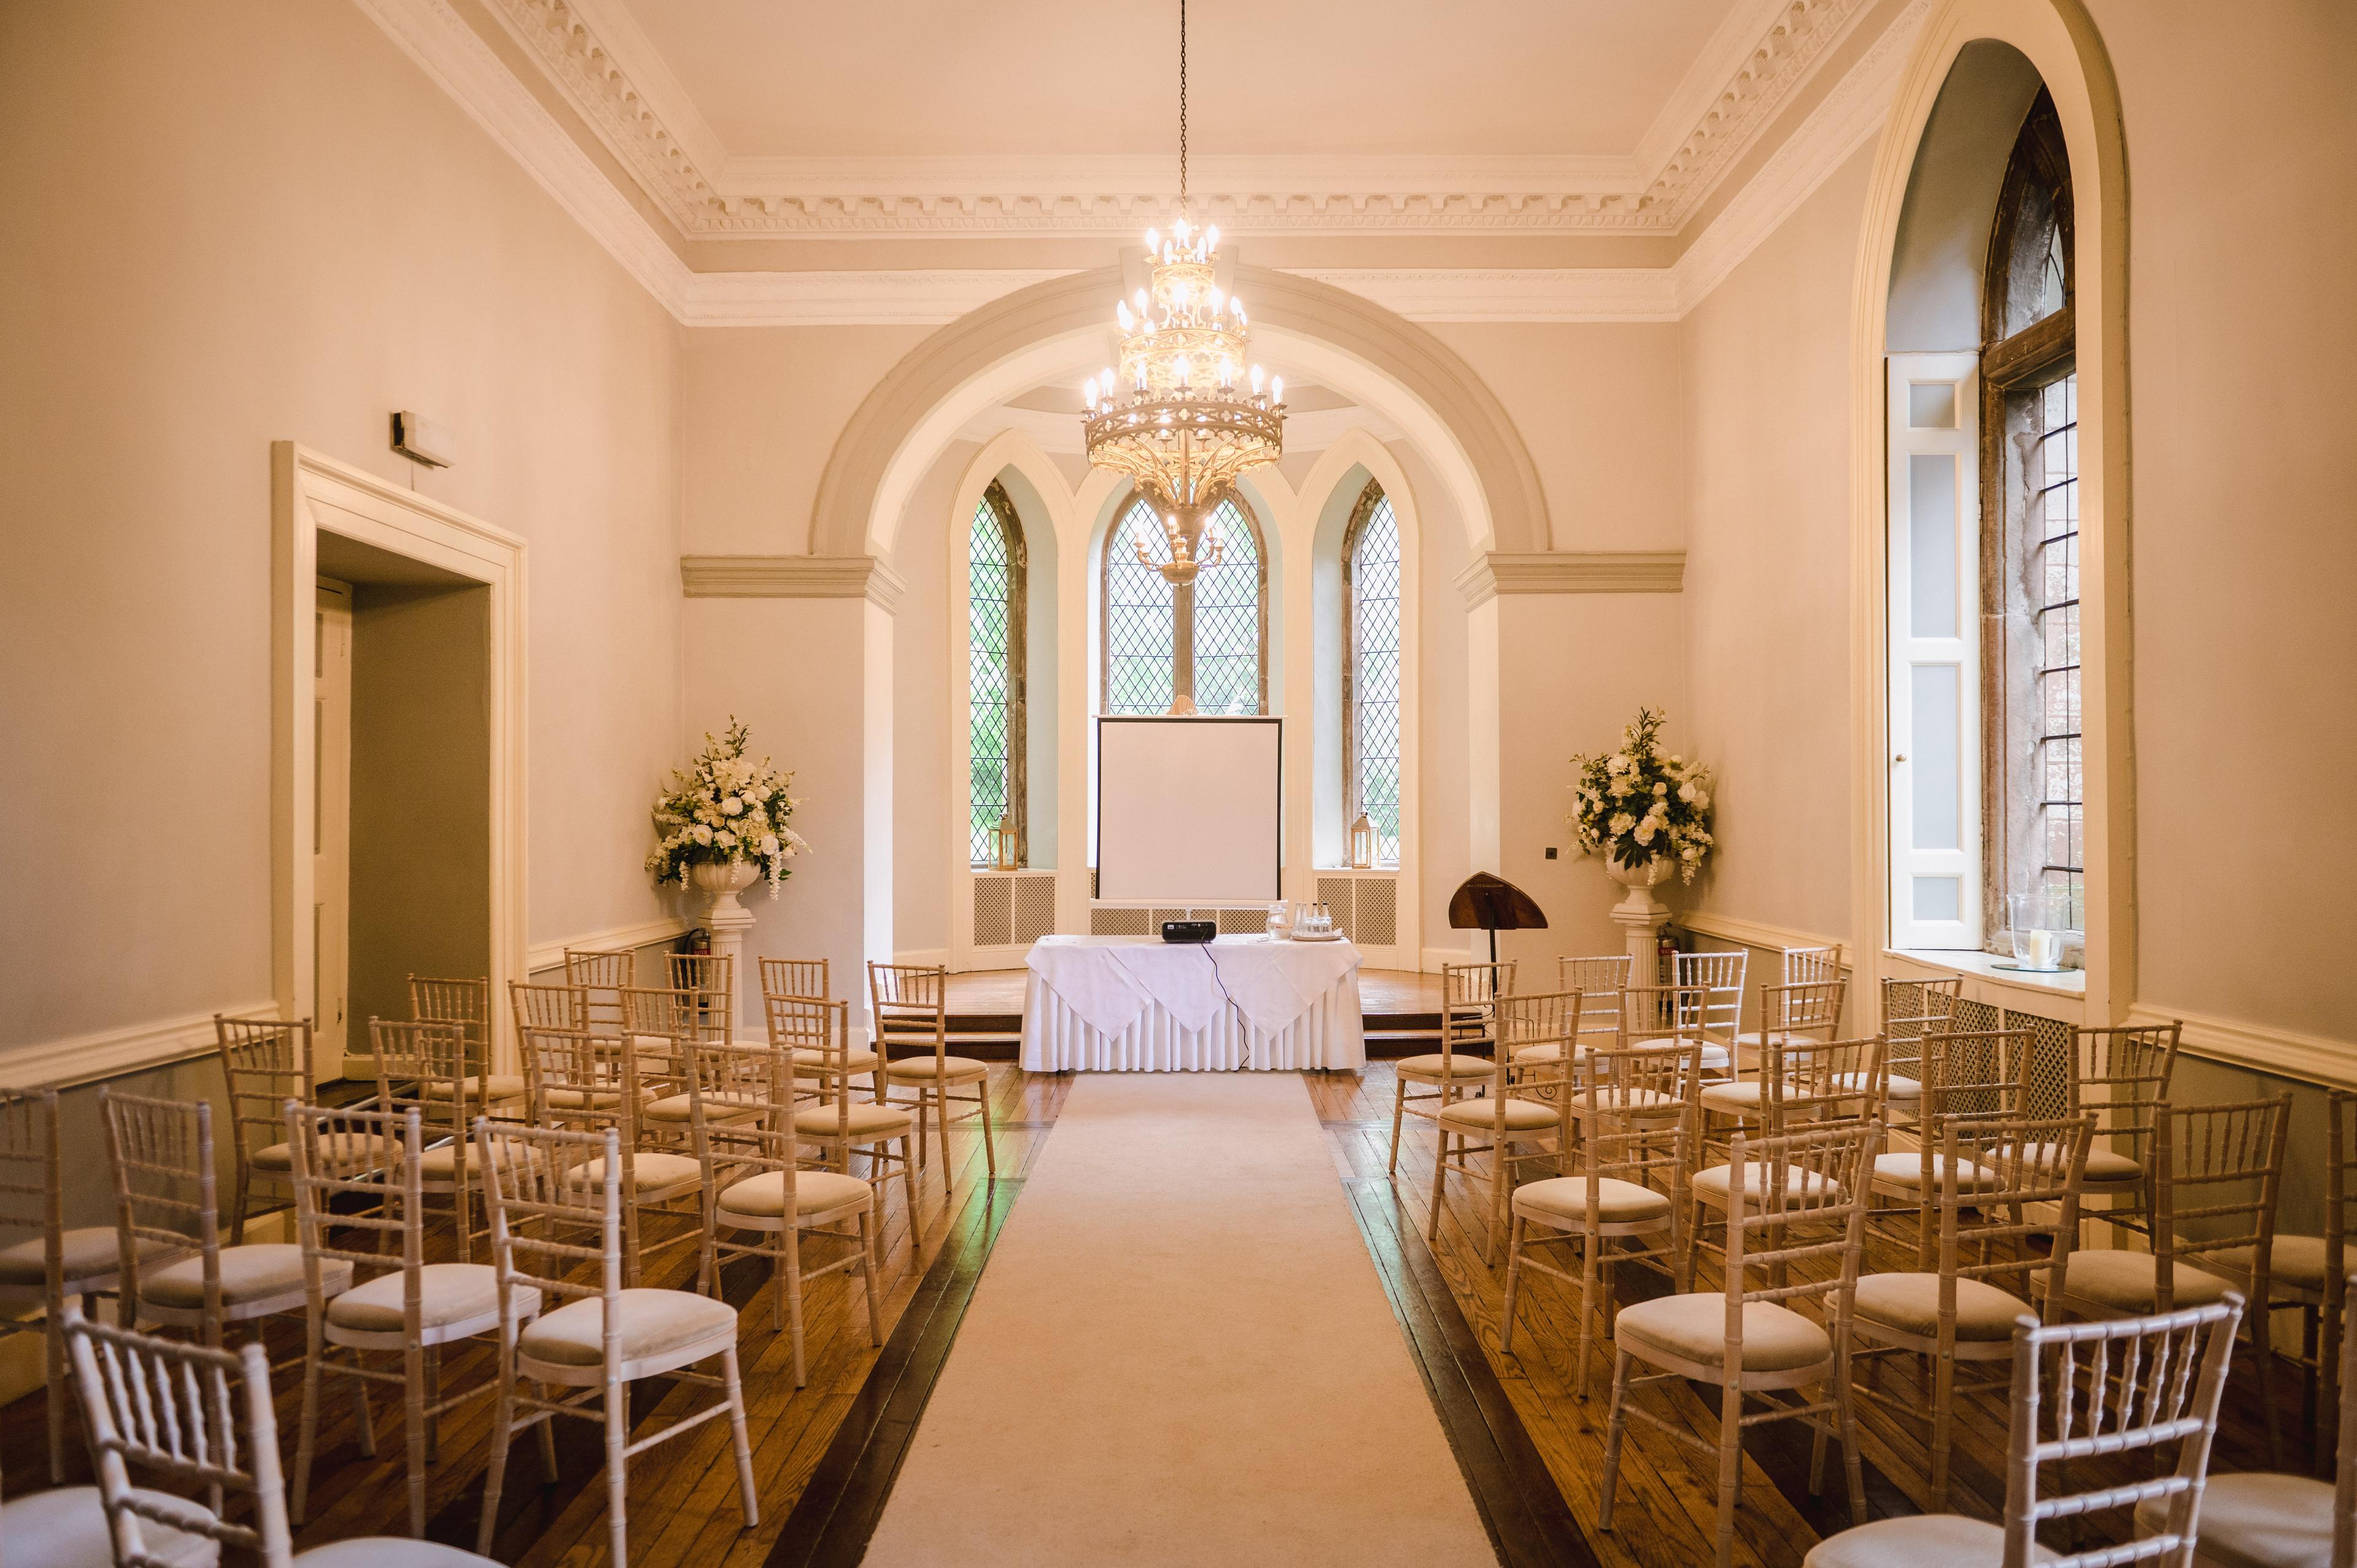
[1020,935,1366,1072]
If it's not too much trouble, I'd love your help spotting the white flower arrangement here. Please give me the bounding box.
[646,718,808,898]
[1568,707,1716,882]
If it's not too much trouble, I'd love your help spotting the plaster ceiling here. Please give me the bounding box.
[612,1,1737,160]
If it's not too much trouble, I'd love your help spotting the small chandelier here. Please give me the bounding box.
[1081,0,1283,590]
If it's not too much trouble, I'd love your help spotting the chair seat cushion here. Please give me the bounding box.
[1569,1087,1685,1122]
[1735,1029,1811,1049]
[1699,1080,1765,1113]
[144,1245,348,1309]
[792,1101,915,1140]
[1869,1151,2000,1191]
[567,1151,704,1192]
[544,1085,649,1111]
[1510,1042,1587,1067]
[518,1287,736,1369]
[297,1539,505,1566]
[0,1227,174,1289]
[1435,1096,1560,1133]
[1395,1052,1494,1081]
[326,1262,535,1334]
[2133,1472,2332,1568]
[1805,1515,2058,1567]
[1615,1294,1832,1372]
[1878,1072,1923,1103]
[1636,1037,1734,1070]
[419,1142,469,1178]
[1514,1176,1673,1227]
[716,1171,873,1222]
[2210,1234,2329,1293]
[883,1055,989,1083]
[1852,1272,2033,1342]
[1691,1161,1840,1205]
[2056,1249,2230,1313]
[0,1483,221,1568]
[248,1131,383,1175]
[642,1091,765,1124]
[419,1075,527,1103]
[792,1047,880,1076]
[2014,1141,2142,1185]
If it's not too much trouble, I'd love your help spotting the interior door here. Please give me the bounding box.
[314,581,352,1084]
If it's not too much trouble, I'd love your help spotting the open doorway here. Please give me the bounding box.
[314,533,492,1081]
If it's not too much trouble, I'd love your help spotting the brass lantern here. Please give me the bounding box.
[989,816,1020,872]
[1349,813,1376,870]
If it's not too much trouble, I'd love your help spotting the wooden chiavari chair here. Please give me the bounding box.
[409,975,522,1111]
[1502,1038,1697,1396]
[668,952,737,1046]
[1602,1121,1879,1568]
[2065,1022,2183,1242]
[1733,976,1849,1075]
[514,1006,703,1288]
[639,983,761,1145]
[2052,1094,2292,1466]
[562,948,633,1041]
[759,956,830,1001]
[286,1102,546,1537]
[1686,1034,1884,1288]
[1880,974,1964,1086]
[770,995,919,1237]
[474,1122,757,1564]
[869,962,996,1183]
[371,1016,492,1262]
[215,1014,315,1244]
[1388,960,1514,1177]
[63,1304,504,1567]
[1558,954,1633,1064]
[699,1034,885,1388]
[1850,1113,2094,1509]
[1867,1023,2039,1256]
[0,1087,180,1481]
[2291,1091,2357,1474]
[1670,948,1747,1076]
[1807,1296,2244,1568]
[1427,988,1576,1265]
[98,1091,350,1348]
[2132,1266,2357,1566]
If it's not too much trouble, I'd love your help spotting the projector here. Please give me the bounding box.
[1160,919,1217,944]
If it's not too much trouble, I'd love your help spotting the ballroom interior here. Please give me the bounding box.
[4,2,2354,1566]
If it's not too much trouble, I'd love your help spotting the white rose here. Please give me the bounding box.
[1678,782,1697,802]
[1633,823,1657,845]
[759,834,780,855]
[692,824,713,844]
[722,795,745,816]
[1652,782,1668,796]
[1608,812,1635,835]
[1606,754,1629,774]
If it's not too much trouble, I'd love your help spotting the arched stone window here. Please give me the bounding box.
[1981,90,2079,934]
[1342,480,1402,865]
[967,480,1026,863]
[1099,492,1268,716]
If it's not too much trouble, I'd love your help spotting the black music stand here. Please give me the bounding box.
[1447,873,1547,965]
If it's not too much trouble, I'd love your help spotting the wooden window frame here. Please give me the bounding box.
[1978,90,2078,941]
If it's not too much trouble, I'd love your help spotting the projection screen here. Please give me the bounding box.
[1095,716,1282,905]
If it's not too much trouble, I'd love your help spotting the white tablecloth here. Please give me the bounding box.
[1021,935,1366,1072]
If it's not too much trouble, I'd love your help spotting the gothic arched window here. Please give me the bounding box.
[968,481,1026,864]
[1342,480,1402,866]
[1099,492,1268,716]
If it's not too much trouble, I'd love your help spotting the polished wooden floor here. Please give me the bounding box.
[3,1060,2313,1567]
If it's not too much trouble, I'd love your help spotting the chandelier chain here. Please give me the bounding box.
[1178,0,1188,210]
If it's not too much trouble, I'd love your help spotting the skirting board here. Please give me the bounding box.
[2128,1003,2357,1091]
[525,916,691,975]
[0,1000,277,1092]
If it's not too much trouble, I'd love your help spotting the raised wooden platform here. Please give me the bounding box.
[939,965,1442,1059]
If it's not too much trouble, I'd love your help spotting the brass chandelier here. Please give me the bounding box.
[1080,0,1284,591]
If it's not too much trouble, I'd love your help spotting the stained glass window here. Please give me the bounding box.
[1345,482,1403,866]
[1100,492,1266,716]
[968,482,1024,865]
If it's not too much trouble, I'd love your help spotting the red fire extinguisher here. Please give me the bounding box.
[680,926,711,958]
[1655,924,1678,984]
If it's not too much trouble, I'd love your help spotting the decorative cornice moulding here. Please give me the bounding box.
[679,554,907,610]
[476,0,1875,238]
[357,0,1918,325]
[1455,550,1687,607]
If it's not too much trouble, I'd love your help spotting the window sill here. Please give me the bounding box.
[1884,947,2085,1021]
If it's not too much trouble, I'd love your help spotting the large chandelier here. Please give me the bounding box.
[1081,0,1283,592]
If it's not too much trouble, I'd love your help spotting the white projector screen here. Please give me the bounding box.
[1096,717,1282,904]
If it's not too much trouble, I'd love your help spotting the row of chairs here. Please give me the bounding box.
[0,952,1005,1564]
[1389,950,2357,1564]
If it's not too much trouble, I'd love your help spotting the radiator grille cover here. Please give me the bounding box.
[973,876,1013,948]
[1013,875,1057,944]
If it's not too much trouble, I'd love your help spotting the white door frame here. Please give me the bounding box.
[271,442,528,1069]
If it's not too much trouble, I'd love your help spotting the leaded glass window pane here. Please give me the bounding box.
[968,490,1021,864]
[1350,488,1403,867]
[2028,374,2082,929]
[1104,496,1175,715]
[1193,496,1263,716]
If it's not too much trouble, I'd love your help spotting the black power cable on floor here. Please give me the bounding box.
[1198,943,1249,1070]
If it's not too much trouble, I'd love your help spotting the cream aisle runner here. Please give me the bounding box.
[862,1073,1496,1567]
